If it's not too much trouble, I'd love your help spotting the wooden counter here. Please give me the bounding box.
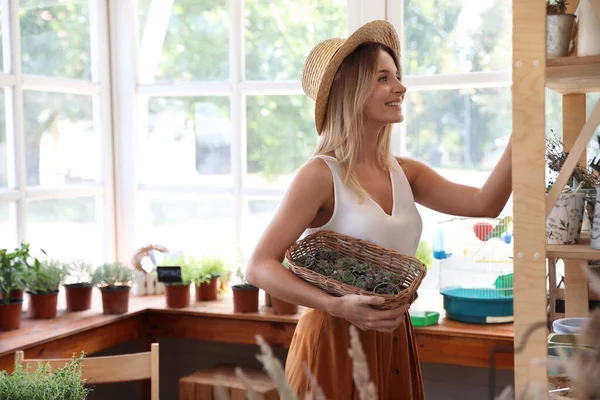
[0,293,514,372]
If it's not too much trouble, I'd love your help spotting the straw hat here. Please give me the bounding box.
[301,20,401,134]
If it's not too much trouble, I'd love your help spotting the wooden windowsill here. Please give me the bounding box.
[0,292,514,371]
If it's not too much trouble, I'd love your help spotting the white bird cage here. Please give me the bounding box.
[435,217,514,324]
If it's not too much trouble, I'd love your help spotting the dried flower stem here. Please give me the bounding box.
[348,325,377,400]
[302,361,327,400]
[255,334,299,400]
[234,368,264,400]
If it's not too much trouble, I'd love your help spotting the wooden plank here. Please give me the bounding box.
[546,55,600,94]
[565,261,590,317]
[145,312,297,348]
[512,0,548,394]
[414,332,513,370]
[546,100,600,216]
[547,242,600,259]
[562,94,587,162]
[0,316,144,372]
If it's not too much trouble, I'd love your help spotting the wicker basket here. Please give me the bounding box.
[284,230,427,310]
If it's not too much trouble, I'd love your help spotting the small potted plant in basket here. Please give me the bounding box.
[0,242,36,330]
[194,255,228,301]
[231,266,259,313]
[27,258,69,319]
[158,254,196,308]
[93,262,134,315]
[64,259,98,312]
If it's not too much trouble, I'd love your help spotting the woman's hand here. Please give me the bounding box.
[327,294,410,333]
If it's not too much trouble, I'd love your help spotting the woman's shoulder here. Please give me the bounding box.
[292,156,335,192]
[393,156,422,184]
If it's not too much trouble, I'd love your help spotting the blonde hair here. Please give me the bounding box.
[313,42,399,199]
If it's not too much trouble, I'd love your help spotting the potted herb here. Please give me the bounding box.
[194,255,228,301]
[158,254,196,308]
[1,353,88,399]
[64,259,98,312]
[271,259,299,315]
[27,258,69,319]
[0,242,35,330]
[93,262,134,315]
[546,0,576,58]
[231,267,259,313]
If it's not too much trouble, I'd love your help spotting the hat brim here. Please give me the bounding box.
[314,20,401,134]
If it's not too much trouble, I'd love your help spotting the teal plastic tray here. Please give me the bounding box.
[442,287,513,324]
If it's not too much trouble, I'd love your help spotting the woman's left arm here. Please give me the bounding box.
[400,136,512,218]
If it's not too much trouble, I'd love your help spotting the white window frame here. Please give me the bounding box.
[110,0,383,263]
[0,0,115,260]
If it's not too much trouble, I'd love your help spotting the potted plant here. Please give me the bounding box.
[27,258,69,319]
[194,255,228,301]
[1,353,88,399]
[158,254,196,308]
[546,0,576,58]
[93,262,134,315]
[231,267,259,313]
[64,259,98,312]
[546,136,599,244]
[0,242,35,330]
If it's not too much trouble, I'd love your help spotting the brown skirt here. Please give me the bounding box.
[285,308,424,400]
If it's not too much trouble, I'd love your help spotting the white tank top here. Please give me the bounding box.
[304,155,423,256]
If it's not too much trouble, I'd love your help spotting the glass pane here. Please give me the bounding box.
[404,87,511,170]
[246,95,317,188]
[0,5,4,72]
[139,96,231,186]
[241,198,280,259]
[20,0,91,80]
[27,197,102,262]
[0,91,7,188]
[0,203,17,250]
[138,196,234,256]
[24,91,96,188]
[245,0,346,80]
[404,0,511,75]
[137,0,229,83]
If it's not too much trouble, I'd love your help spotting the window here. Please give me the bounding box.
[132,0,348,264]
[388,0,513,243]
[0,1,113,262]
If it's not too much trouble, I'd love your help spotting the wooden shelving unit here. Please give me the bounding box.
[546,55,600,94]
[513,0,600,395]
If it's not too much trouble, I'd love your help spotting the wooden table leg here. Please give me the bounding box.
[564,260,589,317]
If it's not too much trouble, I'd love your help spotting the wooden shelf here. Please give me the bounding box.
[546,55,600,94]
[547,238,600,260]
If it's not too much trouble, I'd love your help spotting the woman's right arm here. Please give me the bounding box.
[246,158,409,333]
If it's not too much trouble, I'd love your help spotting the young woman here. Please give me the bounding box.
[246,20,512,399]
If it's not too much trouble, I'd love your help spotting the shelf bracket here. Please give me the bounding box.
[545,100,600,218]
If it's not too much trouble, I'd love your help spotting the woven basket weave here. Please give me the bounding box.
[285,230,427,310]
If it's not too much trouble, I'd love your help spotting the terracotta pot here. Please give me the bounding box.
[0,300,23,330]
[196,278,219,301]
[264,292,272,307]
[232,284,259,313]
[64,284,93,312]
[271,296,299,315]
[0,290,23,300]
[164,284,191,308]
[100,286,130,315]
[28,291,59,319]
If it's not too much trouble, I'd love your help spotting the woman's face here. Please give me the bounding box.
[363,49,406,127]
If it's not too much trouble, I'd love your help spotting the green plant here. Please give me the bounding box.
[232,266,257,289]
[0,352,88,399]
[65,259,98,287]
[0,242,37,305]
[415,241,433,270]
[293,248,403,295]
[547,0,569,14]
[93,262,134,289]
[28,259,69,295]
[194,255,228,284]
